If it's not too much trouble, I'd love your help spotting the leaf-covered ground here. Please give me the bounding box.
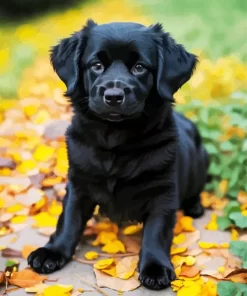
[0,0,247,295]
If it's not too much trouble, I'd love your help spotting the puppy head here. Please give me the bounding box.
[50,20,197,122]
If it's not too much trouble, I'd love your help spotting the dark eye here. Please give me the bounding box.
[91,62,104,73]
[132,63,146,75]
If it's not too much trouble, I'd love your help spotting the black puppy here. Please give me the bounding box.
[28,20,209,290]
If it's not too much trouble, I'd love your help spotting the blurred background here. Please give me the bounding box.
[0,0,246,199]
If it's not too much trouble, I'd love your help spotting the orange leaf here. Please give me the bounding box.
[179,263,201,278]
[21,245,38,259]
[9,269,47,288]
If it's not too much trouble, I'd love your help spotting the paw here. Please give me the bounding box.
[27,247,69,274]
[139,262,175,290]
[184,202,204,218]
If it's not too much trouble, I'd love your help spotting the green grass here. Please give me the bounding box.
[133,0,247,61]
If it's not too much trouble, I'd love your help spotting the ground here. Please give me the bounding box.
[0,211,232,296]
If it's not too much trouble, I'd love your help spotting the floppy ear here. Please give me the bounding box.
[154,24,197,102]
[50,19,97,96]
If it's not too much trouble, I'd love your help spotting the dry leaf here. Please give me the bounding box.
[101,266,117,277]
[205,213,218,230]
[92,231,117,246]
[0,213,14,222]
[25,283,49,293]
[22,245,38,259]
[48,200,62,216]
[38,227,55,237]
[116,256,138,279]
[2,247,22,258]
[11,215,27,224]
[171,247,187,255]
[179,216,196,232]
[94,269,140,291]
[15,188,43,206]
[173,233,186,245]
[120,235,141,253]
[9,269,47,288]
[179,263,201,278]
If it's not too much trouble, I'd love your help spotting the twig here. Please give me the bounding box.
[73,256,95,265]
[74,274,109,296]
[98,252,138,258]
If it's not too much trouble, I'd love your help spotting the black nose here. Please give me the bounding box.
[103,88,125,106]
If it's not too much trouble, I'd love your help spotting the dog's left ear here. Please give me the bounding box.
[151,23,197,102]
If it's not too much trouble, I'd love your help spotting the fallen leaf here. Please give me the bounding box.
[198,241,219,249]
[101,266,117,277]
[173,233,186,245]
[22,245,38,259]
[48,200,62,216]
[9,269,47,288]
[0,213,14,222]
[25,283,49,293]
[177,280,202,296]
[94,221,118,234]
[32,212,57,227]
[84,251,99,260]
[171,247,187,255]
[120,235,141,253]
[238,191,247,204]
[15,188,44,206]
[92,231,117,246]
[116,256,138,279]
[38,227,55,237]
[205,213,218,230]
[94,269,140,291]
[122,224,142,235]
[11,215,27,224]
[94,258,114,270]
[178,216,196,232]
[224,268,247,283]
[179,263,201,278]
[2,247,22,258]
[43,284,73,296]
[102,239,126,254]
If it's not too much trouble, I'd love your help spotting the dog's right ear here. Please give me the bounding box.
[50,19,97,96]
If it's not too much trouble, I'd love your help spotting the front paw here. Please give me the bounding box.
[27,247,70,274]
[139,261,175,290]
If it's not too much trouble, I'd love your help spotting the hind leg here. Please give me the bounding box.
[182,195,204,218]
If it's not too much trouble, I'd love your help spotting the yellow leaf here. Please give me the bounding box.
[92,231,117,246]
[171,279,184,291]
[220,243,229,248]
[101,266,117,277]
[17,159,37,174]
[94,258,114,270]
[205,213,218,230]
[6,204,24,213]
[242,210,247,216]
[200,280,217,296]
[173,233,186,244]
[102,239,126,254]
[42,176,63,187]
[185,256,197,266]
[43,284,73,296]
[231,229,239,241]
[94,222,118,234]
[0,197,5,208]
[179,216,196,232]
[32,212,57,228]
[48,200,63,216]
[11,215,27,224]
[218,179,228,195]
[198,241,219,249]
[171,247,187,255]
[33,145,55,162]
[84,251,98,260]
[177,281,202,296]
[115,256,138,280]
[122,224,142,235]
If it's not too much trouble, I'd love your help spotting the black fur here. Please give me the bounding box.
[28,20,209,290]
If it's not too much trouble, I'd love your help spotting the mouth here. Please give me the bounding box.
[107,112,123,122]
